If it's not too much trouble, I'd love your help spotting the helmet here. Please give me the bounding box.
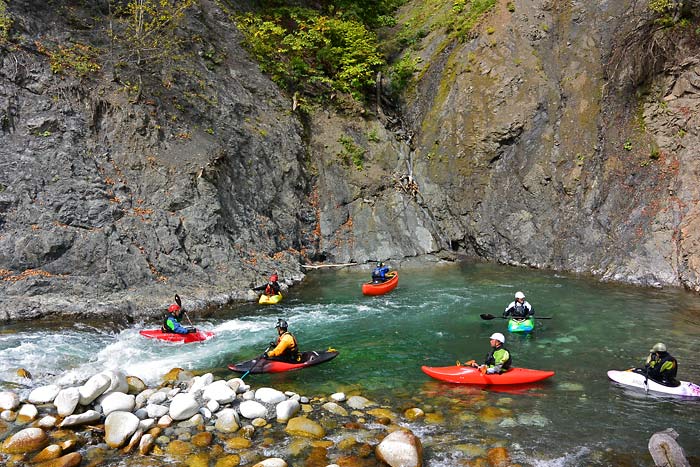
[515,291,525,300]
[270,273,278,282]
[168,304,181,313]
[650,343,667,353]
[489,332,505,343]
[275,319,288,330]
[376,262,383,267]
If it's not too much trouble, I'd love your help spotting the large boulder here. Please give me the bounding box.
[375,429,423,467]
[59,410,101,428]
[239,400,267,420]
[104,411,140,448]
[102,369,129,395]
[284,417,325,439]
[54,387,80,417]
[169,393,199,421]
[28,385,61,404]
[255,387,286,404]
[0,391,20,411]
[78,373,111,405]
[276,399,300,422]
[1,427,49,454]
[214,408,240,433]
[202,380,236,404]
[99,392,135,416]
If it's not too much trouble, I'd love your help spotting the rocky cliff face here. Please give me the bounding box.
[0,0,316,320]
[1,0,699,321]
[312,0,700,289]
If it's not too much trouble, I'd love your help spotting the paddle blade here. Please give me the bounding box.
[479,313,496,320]
[175,294,182,307]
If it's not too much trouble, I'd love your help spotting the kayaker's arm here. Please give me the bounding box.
[166,317,191,334]
[266,334,294,358]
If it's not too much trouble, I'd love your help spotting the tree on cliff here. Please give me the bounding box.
[106,0,196,99]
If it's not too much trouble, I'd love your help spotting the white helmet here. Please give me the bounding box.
[489,332,505,343]
[515,291,525,300]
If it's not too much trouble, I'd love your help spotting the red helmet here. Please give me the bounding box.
[168,304,181,313]
[270,274,278,282]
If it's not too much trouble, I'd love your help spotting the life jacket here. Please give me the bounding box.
[513,305,527,318]
[648,352,679,385]
[162,314,176,332]
[265,281,280,295]
[485,345,512,371]
[277,331,300,362]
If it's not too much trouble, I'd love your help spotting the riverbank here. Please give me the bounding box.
[1,367,477,467]
[2,263,700,465]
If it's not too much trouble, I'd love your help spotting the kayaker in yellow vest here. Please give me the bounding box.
[644,342,679,386]
[469,333,512,374]
[264,319,301,363]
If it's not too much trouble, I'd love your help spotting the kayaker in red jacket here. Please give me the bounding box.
[264,319,301,363]
[253,273,281,296]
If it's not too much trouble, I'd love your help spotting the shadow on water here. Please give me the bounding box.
[1,262,699,466]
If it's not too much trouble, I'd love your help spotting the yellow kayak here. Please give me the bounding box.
[259,292,283,305]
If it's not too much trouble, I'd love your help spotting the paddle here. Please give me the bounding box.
[479,313,553,320]
[240,343,274,379]
[174,294,196,330]
[644,363,650,394]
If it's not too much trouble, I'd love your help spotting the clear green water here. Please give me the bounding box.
[1,262,699,466]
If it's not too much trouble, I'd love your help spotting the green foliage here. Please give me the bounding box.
[236,8,385,101]
[648,0,691,28]
[649,144,660,160]
[330,0,406,27]
[36,41,101,77]
[507,2,516,12]
[389,53,420,93]
[623,140,633,151]
[440,0,498,42]
[338,135,365,170]
[0,0,11,44]
[648,0,675,13]
[109,0,196,72]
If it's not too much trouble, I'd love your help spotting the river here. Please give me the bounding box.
[1,262,699,466]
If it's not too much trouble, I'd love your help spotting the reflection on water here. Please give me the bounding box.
[1,262,699,466]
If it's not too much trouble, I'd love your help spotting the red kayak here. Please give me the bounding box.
[421,365,554,385]
[139,329,214,343]
[228,350,339,374]
[362,271,399,296]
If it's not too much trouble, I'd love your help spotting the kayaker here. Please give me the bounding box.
[253,272,281,297]
[470,332,512,374]
[371,262,390,283]
[162,303,196,334]
[644,343,679,386]
[503,291,534,318]
[264,318,301,363]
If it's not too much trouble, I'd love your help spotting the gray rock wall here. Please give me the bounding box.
[1,0,699,321]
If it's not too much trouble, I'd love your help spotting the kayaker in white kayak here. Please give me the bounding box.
[264,319,301,363]
[503,291,534,319]
[469,332,512,374]
[643,343,679,386]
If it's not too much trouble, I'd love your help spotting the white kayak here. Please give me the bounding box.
[607,369,700,398]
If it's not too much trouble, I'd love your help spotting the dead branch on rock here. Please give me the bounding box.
[301,262,358,269]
